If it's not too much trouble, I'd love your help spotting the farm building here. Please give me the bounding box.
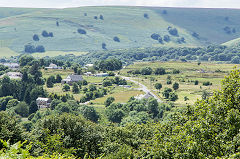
[61,75,83,85]
[0,72,23,79]
[36,97,52,109]
[45,63,62,69]
[0,63,20,70]
[95,73,109,77]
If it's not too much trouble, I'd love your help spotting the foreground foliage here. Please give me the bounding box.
[0,69,240,158]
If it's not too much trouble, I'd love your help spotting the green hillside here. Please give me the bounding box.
[222,37,240,46]
[0,6,240,57]
[156,7,240,45]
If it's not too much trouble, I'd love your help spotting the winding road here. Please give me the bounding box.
[120,76,163,103]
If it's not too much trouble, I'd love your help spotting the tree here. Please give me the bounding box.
[33,34,39,41]
[106,109,125,123]
[78,105,99,122]
[194,80,199,85]
[155,83,162,92]
[62,84,70,92]
[162,87,172,99]
[15,102,29,117]
[77,28,86,34]
[102,43,107,49]
[46,76,55,88]
[169,92,178,101]
[163,35,170,42]
[155,67,166,75]
[168,28,178,36]
[151,33,160,40]
[72,82,79,94]
[172,82,179,90]
[42,30,49,37]
[113,36,120,42]
[147,97,159,117]
[103,80,112,87]
[172,69,180,74]
[56,74,62,83]
[24,44,35,53]
[35,45,45,52]
[99,15,104,20]
[144,13,149,19]
[202,90,209,100]
[141,67,152,75]
[0,112,23,146]
[19,55,34,67]
[104,97,115,107]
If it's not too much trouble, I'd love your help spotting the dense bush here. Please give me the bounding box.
[77,28,87,34]
[33,34,39,41]
[113,36,120,42]
[168,27,178,36]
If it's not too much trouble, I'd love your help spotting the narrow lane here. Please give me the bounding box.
[120,76,163,103]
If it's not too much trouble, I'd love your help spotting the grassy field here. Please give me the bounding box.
[32,51,87,58]
[121,61,238,106]
[2,6,240,57]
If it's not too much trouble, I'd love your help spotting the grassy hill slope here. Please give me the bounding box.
[154,7,240,45]
[0,6,201,56]
[0,6,240,57]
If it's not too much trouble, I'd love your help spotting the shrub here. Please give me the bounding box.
[35,45,45,52]
[141,67,153,75]
[102,43,107,49]
[203,81,212,86]
[172,69,180,74]
[144,13,149,19]
[99,15,104,20]
[151,33,160,40]
[192,32,199,38]
[168,28,178,36]
[33,34,39,41]
[155,67,166,75]
[162,10,167,14]
[163,35,170,42]
[172,82,179,90]
[105,97,115,107]
[77,28,87,34]
[194,80,199,85]
[62,84,70,92]
[24,44,35,53]
[113,36,120,42]
[42,30,49,37]
[169,92,178,101]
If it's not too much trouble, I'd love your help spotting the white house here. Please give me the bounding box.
[95,73,109,77]
[45,63,62,69]
[36,97,52,109]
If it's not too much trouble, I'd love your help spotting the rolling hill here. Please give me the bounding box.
[0,6,240,57]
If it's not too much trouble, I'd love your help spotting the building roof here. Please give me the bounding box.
[49,63,58,67]
[68,75,83,81]
[143,92,154,99]
[36,97,51,102]
[1,63,19,68]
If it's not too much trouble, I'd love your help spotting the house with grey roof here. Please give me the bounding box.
[0,63,20,70]
[61,74,83,85]
[0,72,23,79]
